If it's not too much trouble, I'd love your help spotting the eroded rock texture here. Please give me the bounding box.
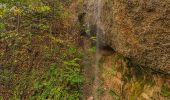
[85,0,170,73]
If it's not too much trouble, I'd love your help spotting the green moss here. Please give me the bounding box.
[97,87,104,96]
[161,85,170,99]
[128,81,145,100]
[109,90,120,100]
[0,96,3,100]
[88,46,96,53]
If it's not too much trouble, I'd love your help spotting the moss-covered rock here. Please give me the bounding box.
[85,0,170,73]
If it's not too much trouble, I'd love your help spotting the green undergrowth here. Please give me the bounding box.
[1,34,85,99]
[0,0,85,99]
[109,90,120,100]
[111,55,157,99]
[0,34,85,99]
[97,87,104,96]
[97,51,170,100]
[30,59,84,100]
[161,85,170,99]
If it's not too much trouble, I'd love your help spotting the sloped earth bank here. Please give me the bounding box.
[82,37,170,100]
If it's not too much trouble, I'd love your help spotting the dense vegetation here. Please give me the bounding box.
[0,0,84,99]
[1,0,170,100]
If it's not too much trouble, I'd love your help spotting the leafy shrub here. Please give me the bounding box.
[30,59,84,99]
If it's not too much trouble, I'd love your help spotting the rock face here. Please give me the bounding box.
[85,0,170,73]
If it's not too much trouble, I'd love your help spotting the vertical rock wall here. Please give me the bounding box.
[85,0,170,73]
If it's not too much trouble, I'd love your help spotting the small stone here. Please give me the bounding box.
[87,96,94,100]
